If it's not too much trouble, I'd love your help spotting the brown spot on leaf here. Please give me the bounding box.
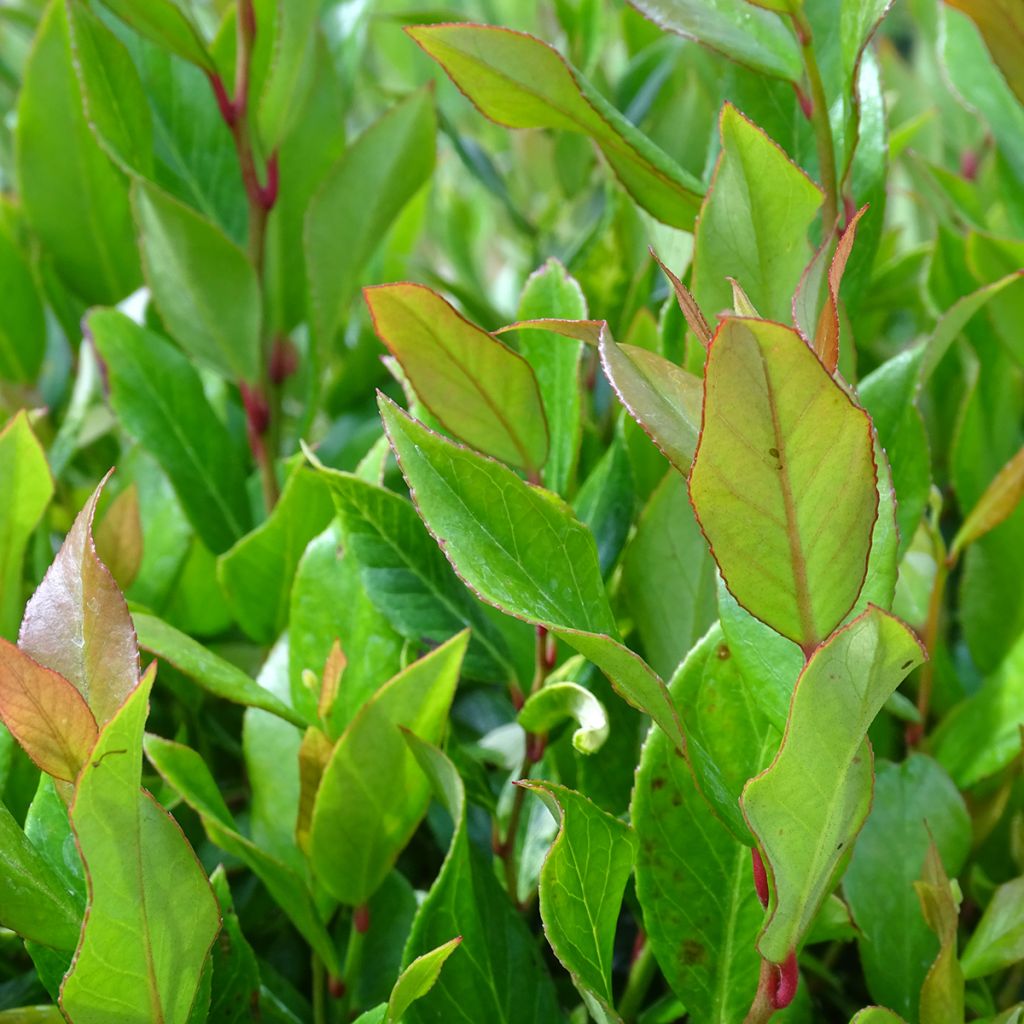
[680,940,706,965]
[716,644,731,660]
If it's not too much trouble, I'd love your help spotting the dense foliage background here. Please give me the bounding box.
[0,0,1023,1022]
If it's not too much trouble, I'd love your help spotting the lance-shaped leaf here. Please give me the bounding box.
[626,0,802,80]
[946,0,1024,105]
[380,396,684,751]
[0,640,97,782]
[692,105,822,327]
[309,632,468,906]
[306,89,436,350]
[521,781,637,1021]
[951,444,1024,559]
[915,842,964,1024]
[386,938,462,1024]
[60,666,219,1024]
[407,23,702,230]
[653,249,712,348]
[20,477,139,727]
[365,283,548,474]
[400,735,561,1022]
[133,180,261,382]
[962,876,1024,979]
[518,683,609,755]
[94,0,211,70]
[741,607,926,965]
[0,413,53,641]
[689,317,878,653]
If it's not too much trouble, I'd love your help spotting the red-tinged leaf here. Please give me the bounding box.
[93,482,143,590]
[945,0,1024,105]
[651,248,712,348]
[19,475,140,727]
[0,638,98,781]
[952,444,1024,558]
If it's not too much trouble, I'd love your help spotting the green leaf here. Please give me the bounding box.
[133,179,262,382]
[380,396,684,751]
[132,612,305,727]
[0,1008,66,1022]
[518,682,609,754]
[315,465,516,685]
[309,632,468,906]
[573,432,635,577]
[843,756,971,1020]
[208,867,261,1023]
[89,310,252,554]
[945,0,1024,106]
[692,105,822,326]
[61,667,220,1024]
[20,478,139,728]
[386,938,462,1024]
[306,89,436,349]
[217,465,335,643]
[365,283,548,474]
[0,413,53,641]
[400,735,561,1023]
[626,0,802,80]
[0,229,45,384]
[951,444,1024,558]
[914,843,964,1024]
[741,607,926,964]
[962,876,1024,979]
[522,781,637,1021]
[689,317,878,652]
[408,23,702,229]
[0,799,82,950]
[95,0,212,70]
[849,1011,907,1024]
[16,0,139,303]
[257,0,319,149]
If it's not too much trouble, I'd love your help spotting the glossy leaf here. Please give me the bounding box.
[689,317,877,652]
[386,938,462,1024]
[89,310,251,554]
[408,23,702,229]
[741,607,926,964]
[60,667,220,1024]
[309,632,468,906]
[518,682,609,754]
[962,876,1024,979]
[365,283,548,473]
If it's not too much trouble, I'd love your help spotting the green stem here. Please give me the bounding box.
[312,952,327,1024]
[338,905,370,1019]
[618,936,657,1023]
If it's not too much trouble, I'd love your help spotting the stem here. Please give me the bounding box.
[338,905,370,1019]
[618,935,657,1023]
[311,952,326,1024]
[907,558,950,748]
[792,10,839,232]
[744,958,779,1024]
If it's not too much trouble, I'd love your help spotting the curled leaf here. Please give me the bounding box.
[518,682,610,754]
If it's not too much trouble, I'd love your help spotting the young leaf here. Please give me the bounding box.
[652,249,712,348]
[689,317,878,653]
[364,283,548,474]
[0,412,53,641]
[94,0,212,71]
[518,682,610,754]
[133,180,262,382]
[386,938,462,1024]
[19,477,140,728]
[691,105,822,326]
[309,632,468,906]
[961,876,1024,979]
[951,444,1024,558]
[741,607,926,965]
[306,89,436,349]
[89,310,252,554]
[521,781,637,1020]
[380,396,684,751]
[914,842,964,1024]
[407,23,703,229]
[60,666,220,1024]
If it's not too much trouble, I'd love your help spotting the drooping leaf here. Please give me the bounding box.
[689,317,877,653]
[19,478,139,728]
[60,667,220,1024]
[741,607,926,965]
[914,842,964,1024]
[408,23,703,229]
[309,632,468,906]
[94,0,212,71]
[365,283,548,474]
[518,682,609,755]
[962,876,1024,979]
[89,310,252,554]
[380,396,684,751]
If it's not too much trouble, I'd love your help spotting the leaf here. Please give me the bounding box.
[364,283,548,474]
[89,310,252,554]
[518,682,609,754]
[400,735,561,1023]
[849,1012,908,1024]
[94,483,143,591]
[60,666,220,1024]
[309,632,468,906]
[16,0,139,303]
[0,413,53,641]
[0,229,45,384]
[386,938,462,1024]
[305,89,436,349]
[741,607,926,965]
[257,0,319,149]
[94,0,212,70]
[315,465,516,684]
[208,867,261,1024]
[843,756,971,1020]
[962,876,1024,979]
[133,179,262,382]
[626,0,802,79]
[380,396,684,751]
[132,612,305,728]
[573,432,635,577]
[689,317,878,652]
[20,477,139,728]
[407,23,702,229]
[914,842,964,1024]
[945,0,1024,105]
[217,465,335,643]
[514,260,588,494]
[652,249,712,348]
[951,445,1024,558]
[0,799,82,950]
